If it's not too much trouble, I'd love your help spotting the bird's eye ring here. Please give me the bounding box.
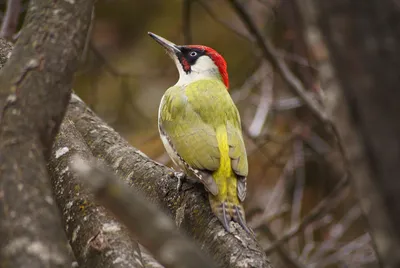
[189,51,197,57]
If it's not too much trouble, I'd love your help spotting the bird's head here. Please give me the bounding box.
[148,32,229,89]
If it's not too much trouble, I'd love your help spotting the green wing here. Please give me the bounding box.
[159,84,221,171]
[160,79,248,196]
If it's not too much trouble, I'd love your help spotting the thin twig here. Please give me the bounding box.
[195,0,252,41]
[197,0,318,70]
[261,225,308,268]
[289,139,305,254]
[309,205,363,262]
[250,159,294,229]
[227,0,330,126]
[316,233,375,267]
[300,129,332,156]
[232,61,269,103]
[245,134,291,167]
[255,0,279,7]
[81,6,95,64]
[301,214,333,262]
[90,43,140,78]
[248,62,274,138]
[0,0,21,40]
[265,205,290,224]
[182,0,193,44]
[265,174,349,254]
[275,49,317,70]
[252,161,308,268]
[250,134,294,168]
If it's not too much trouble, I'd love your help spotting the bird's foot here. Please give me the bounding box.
[168,170,186,192]
[174,171,186,192]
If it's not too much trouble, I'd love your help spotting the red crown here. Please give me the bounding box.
[187,45,229,89]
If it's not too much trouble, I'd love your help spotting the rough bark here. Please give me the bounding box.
[66,95,272,268]
[0,39,13,68]
[0,0,94,267]
[70,154,216,268]
[312,0,400,266]
[49,119,146,268]
[139,246,165,268]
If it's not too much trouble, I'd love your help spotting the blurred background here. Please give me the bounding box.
[1,0,379,267]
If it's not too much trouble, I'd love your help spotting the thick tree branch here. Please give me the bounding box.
[66,95,272,268]
[71,155,216,268]
[49,119,146,268]
[0,0,94,267]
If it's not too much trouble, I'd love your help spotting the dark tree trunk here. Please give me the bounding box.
[0,0,94,267]
[313,0,400,266]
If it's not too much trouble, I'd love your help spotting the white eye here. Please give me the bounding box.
[190,51,197,57]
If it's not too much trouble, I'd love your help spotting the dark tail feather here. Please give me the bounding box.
[221,202,231,231]
[208,194,252,234]
[234,205,253,235]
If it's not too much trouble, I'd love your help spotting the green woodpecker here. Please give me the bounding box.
[148,32,250,234]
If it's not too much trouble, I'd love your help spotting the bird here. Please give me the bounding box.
[148,32,251,234]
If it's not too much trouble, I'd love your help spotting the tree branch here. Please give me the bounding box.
[66,95,272,268]
[71,155,216,268]
[227,0,330,126]
[0,0,94,266]
[182,0,193,44]
[49,119,147,268]
[265,175,348,254]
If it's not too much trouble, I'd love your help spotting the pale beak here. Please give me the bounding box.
[148,32,181,55]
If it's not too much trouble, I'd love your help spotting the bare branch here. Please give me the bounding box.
[71,155,216,268]
[232,61,269,103]
[182,0,193,44]
[248,62,274,138]
[309,205,362,262]
[49,119,147,268]
[264,205,290,224]
[0,0,21,40]
[197,0,317,74]
[227,0,329,126]
[90,43,140,78]
[195,0,252,41]
[289,139,305,254]
[250,159,294,229]
[301,215,333,261]
[260,226,308,268]
[251,156,307,268]
[265,175,349,254]
[317,233,375,267]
